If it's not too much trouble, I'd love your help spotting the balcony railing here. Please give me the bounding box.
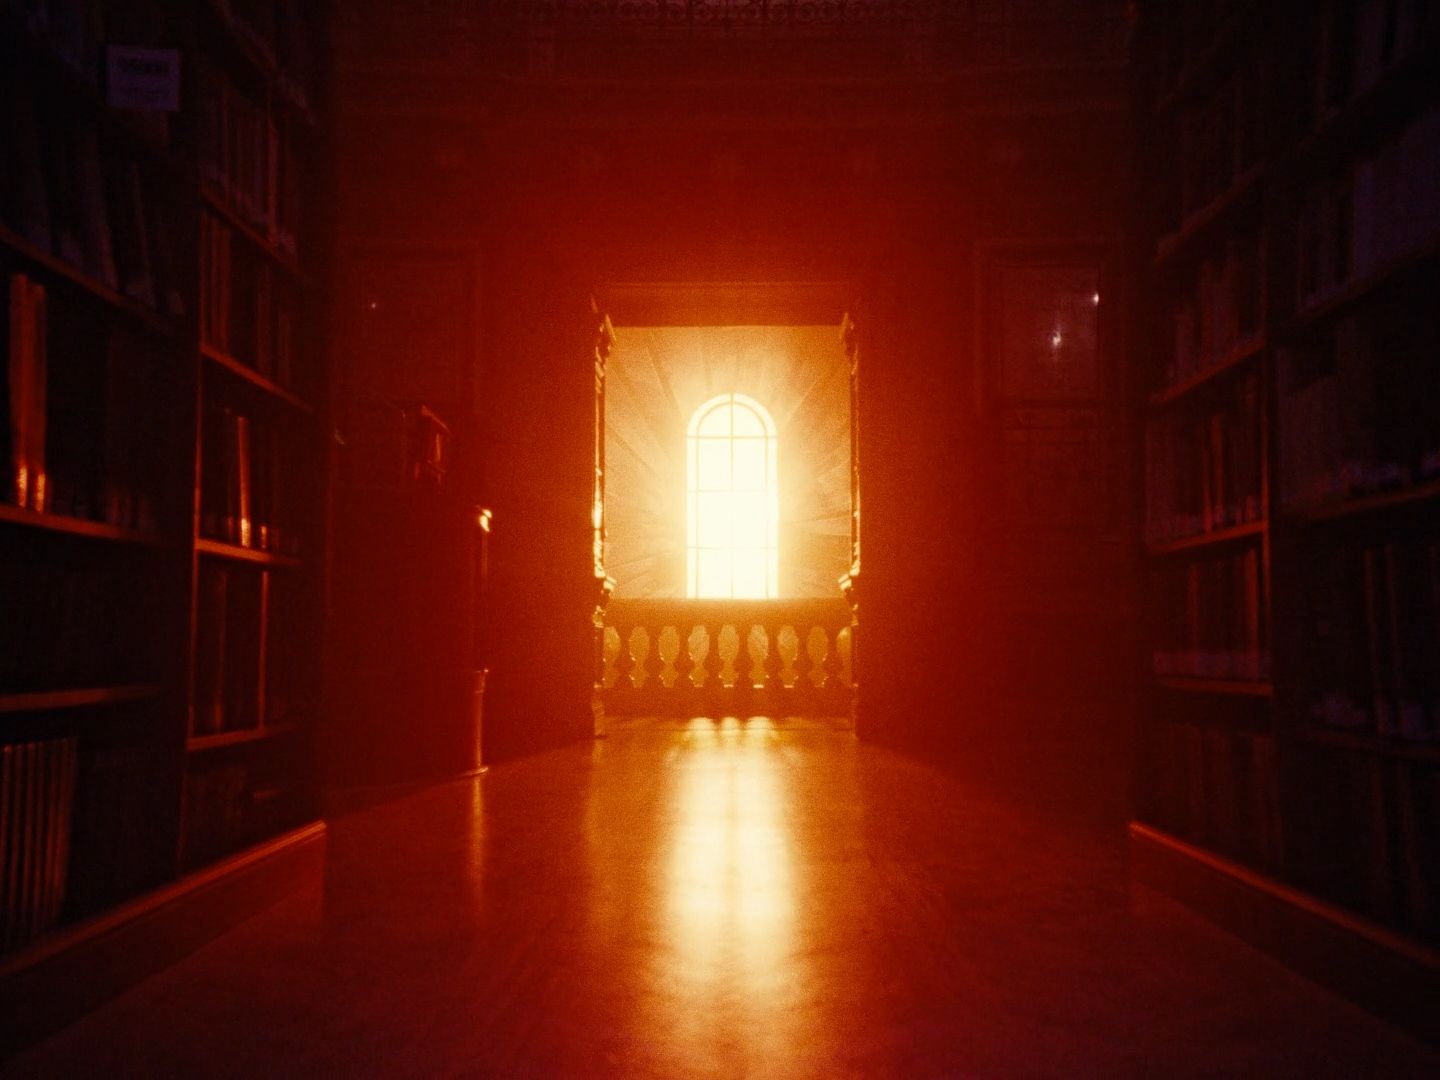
[599,598,854,718]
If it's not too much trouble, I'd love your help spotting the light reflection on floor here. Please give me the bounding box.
[666,717,793,1006]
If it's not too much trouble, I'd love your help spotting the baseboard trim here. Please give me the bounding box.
[1129,821,1439,1042]
[0,820,326,1059]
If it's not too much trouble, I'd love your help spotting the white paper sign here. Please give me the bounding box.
[106,46,181,112]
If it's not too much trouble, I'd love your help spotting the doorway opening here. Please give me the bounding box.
[590,285,860,720]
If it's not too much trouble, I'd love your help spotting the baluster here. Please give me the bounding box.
[759,620,784,717]
[613,623,637,693]
[703,622,725,711]
[763,621,785,690]
[794,624,817,685]
[733,621,757,713]
[643,622,665,692]
[793,622,816,709]
[674,624,698,694]
[821,624,844,691]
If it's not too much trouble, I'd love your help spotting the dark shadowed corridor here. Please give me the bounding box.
[6,717,1434,1078]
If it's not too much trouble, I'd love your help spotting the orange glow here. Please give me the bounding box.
[686,394,779,598]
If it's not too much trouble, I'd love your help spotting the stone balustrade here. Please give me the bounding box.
[599,598,854,718]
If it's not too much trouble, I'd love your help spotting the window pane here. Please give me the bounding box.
[731,439,766,491]
[698,550,732,598]
[697,402,732,437]
[732,491,768,548]
[732,549,766,598]
[698,492,733,548]
[697,439,731,490]
[731,404,764,437]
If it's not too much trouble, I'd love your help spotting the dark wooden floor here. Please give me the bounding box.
[7,717,1437,1078]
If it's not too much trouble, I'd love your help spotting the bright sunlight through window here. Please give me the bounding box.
[686,394,779,599]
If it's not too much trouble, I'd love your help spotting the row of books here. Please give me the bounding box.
[65,740,167,919]
[183,752,299,870]
[181,760,249,868]
[5,274,164,531]
[209,0,317,111]
[1302,538,1440,743]
[1144,373,1262,542]
[1167,64,1263,225]
[1277,311,1440,511]
[4,273,46,511]
[0,553,159,692]
[1142,721,1280,874]
[1,78,185,316]
[1150,547,1268,682]
[200,213,298,389]
[1163,228,1261,387]
[192,563,301,737]
[0,736,77,954]
[200,402,303,556]
[192,563,258,736]
[197,63,302,258]
[7,0,110,87]
[1298,0,1436,133]
[1295,107,1440,315]
[1150,0,1240,95]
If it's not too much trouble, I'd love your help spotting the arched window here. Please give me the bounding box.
[686,393,778,599]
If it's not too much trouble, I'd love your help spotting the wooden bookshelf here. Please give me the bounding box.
[1287,477,1440,526]
[0,223,180,340]
[201,343,314,414]
[199,187,303,278]
[187,722,299,754]
[0,0,329,959]
[1283,41,1440,177]
[1280,236,1440,334]
[1146,519,1265,556]
[1299,728,1440,765]
[1154,676,1275,699]
[1153,164,1266,268]
[1136,0,1440,951]
[195,537,303,569]
[1150,10,1243,116]
[1148,336,1264,408]
[0,685,163,716]
[0,502,161,547]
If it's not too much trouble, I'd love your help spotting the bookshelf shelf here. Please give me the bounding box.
[198,1,317,123]
[0,224,180,340]
[1148,336,1264,408]
[1153,164,1266,269]
[1146,519,1265,556]
[1287,477,1440,527]
[1155,676,1275,699]
[0,502,162,547]
[187,722,299,753]
[0,684,163,716]
[1281,237,1440,337]
[1299,728,1440,765]
[199,188,302,277]
[1284,43,1440,178]
[201,344,314,414]
[1151,13,1243,116]
[195,537,302,570]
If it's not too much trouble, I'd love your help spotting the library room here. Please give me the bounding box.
[1,1,1437,1074]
